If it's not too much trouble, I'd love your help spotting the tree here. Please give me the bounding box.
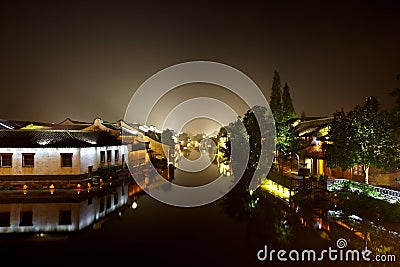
[323,109,359,172]
[389,73,400,136]
[161,129,175,160]
[281,82,297,121]
[269,70,282,122]
[269,71,299,174]
[178,132,189,142]
[324,96,400,184]
[161,129,174,147]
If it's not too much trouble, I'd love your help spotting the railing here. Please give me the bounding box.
[327,178,400,203]
[267,171,327,192]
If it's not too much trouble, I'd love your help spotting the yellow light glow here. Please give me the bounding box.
[49,184,55,194]
[260,179,291,202]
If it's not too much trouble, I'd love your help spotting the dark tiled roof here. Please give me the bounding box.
[57,118,92,125]
[0,130,122,148]
[294,117,334,136]
[71,131,122,147]
[0,120,35,130]
[102,122,121,131]
[47,124,91,130]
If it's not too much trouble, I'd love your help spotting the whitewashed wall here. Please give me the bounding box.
[0,145,127,176]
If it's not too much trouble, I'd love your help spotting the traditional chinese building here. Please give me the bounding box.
[292,117,400,188]
[0,118,126,186]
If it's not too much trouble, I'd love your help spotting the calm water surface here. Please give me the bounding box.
[1,150,398,267]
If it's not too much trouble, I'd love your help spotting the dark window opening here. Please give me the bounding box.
[107,150,112,162]
[0,154,12,167]
[22,154,34,167]
[100,151,105,163]
[61,153,72,167]
[115,150,119,162]
[113,192,118,205]
[99,198,105,212]
[59,210,72,225]
[0,212,10,227]
[19,211,33,226]
[88,166,93,178]
[106,195,112,209]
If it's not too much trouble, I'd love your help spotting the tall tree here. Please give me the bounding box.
[324,96,400,184]
[269,71,300,174]
[389,72,400,136]
[270,70,282,122]
[281,82,297,121]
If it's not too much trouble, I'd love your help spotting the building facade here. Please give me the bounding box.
[0,118,127,184]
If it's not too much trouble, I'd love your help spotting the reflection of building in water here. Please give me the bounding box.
[0,118,141,234]
[0,177,130,233]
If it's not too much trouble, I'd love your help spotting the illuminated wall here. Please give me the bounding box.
[79,145,126,173]
[0,145,127,176]
[145,136,170,161]
[0,147,81,175]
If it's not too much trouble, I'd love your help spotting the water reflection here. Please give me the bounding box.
[1,152,399,266]
[0,175,131,234]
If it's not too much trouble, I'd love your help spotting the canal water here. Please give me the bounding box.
[1,149,399,267]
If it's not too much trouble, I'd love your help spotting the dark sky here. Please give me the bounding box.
[1,0,399,124]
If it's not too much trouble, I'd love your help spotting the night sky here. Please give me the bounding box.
[1,0,399,124]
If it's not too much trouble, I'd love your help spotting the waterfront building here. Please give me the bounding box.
[0,117,134,233]
[292,117,400,188]
[0,118,126,185]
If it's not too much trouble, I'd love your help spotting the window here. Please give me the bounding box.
[353,164,364,175]
[106,195,112,209]
[0,212,10,227]
[61,153,72,167]
[100,151,105,163]
[0,154,12,167]
[59,210,72,225]
[113,192,118,205]
[22,154,34,167]
[88,166,93,178]
[107,150,112,162]
[99,198,105,212]
[19,211,33,226]
[115,150,119,162]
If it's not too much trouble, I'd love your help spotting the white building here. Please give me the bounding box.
[0,118,127,182]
